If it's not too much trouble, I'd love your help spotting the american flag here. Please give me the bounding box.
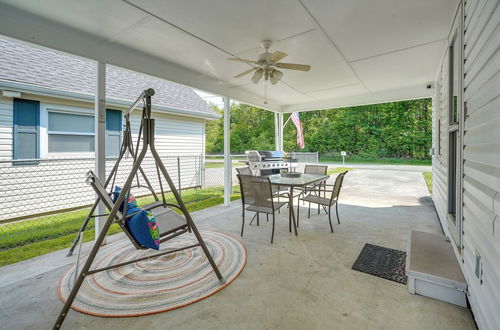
[290,112,304,149]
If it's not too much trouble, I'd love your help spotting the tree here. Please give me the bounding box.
[205,99,432,159]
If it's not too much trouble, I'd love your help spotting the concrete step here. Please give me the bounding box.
[406,230,467,307]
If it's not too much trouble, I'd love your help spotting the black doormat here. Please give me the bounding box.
[352,243,407,284]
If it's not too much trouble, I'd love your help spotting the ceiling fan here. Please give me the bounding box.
[228,40,311,85]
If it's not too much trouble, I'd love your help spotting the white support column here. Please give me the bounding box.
[278,112,284,151]
[95,62,106,241]
[223,96,231,206]
[274,112,280,151]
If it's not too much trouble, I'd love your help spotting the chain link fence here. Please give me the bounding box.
[289,152,319,163]
[0,151,317,263]
[0,154,232,257]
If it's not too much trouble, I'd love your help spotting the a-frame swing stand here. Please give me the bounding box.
[54,89,224,329]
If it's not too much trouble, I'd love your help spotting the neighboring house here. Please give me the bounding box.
[0,36,218,161]
[0,36,218,220]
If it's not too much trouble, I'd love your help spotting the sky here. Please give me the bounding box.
[194,90,224,108]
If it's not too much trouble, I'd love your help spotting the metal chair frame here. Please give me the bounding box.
[296,164,329,215]
[297,171,348,232]
[237,174,288,243]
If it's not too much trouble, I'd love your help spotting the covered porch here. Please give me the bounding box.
[0,168,475,329]
[1,0,494,328]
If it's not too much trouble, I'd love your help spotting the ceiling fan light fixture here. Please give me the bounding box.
[270,69,283,85]
[251,69,264,84]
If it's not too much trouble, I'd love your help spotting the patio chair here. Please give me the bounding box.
[236,166,253,175]
[297,171,348,232]
[235,166,266,222]
[296,164,328,212]
[237,174,288,243]
[236,166,286,215]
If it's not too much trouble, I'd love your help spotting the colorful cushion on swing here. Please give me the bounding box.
[113,186,138,213]
[126,209,160,250]
[113,186,160,250]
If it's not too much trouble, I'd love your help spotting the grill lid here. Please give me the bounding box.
[246,150,285,162]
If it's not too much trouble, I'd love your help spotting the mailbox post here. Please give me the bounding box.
[341,151,347,165]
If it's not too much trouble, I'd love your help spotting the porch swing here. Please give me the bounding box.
[54,88,224,329]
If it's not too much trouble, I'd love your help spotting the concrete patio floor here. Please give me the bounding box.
[0,169,476,329]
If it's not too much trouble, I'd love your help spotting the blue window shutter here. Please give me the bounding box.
[13,99,40,160]
[105,109,122,157]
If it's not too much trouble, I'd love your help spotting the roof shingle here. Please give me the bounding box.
[0,36,215,116]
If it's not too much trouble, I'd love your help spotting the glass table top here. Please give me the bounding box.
[268,173,329,187]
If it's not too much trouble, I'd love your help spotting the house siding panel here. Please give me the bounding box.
[433,60,450,228]
[0,96,13,159]
[0,98,207,220]
[433,1,500,328]
[130,112,204,155]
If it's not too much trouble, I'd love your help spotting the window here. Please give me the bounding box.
[13,99,40,160]
[46,109,122,155]
[448,33,461,223]
[450,36,460,125]
[446,21,462,248]
[448,130,458,218]
[48,112,95,152]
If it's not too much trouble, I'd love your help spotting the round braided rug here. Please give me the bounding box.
[58,230,246,317]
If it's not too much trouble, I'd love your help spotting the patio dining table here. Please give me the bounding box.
[268,173,330,236]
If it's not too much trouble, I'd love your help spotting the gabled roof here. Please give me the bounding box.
[0,36,217,119]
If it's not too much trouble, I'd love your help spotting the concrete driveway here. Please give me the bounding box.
[0,169,475,330]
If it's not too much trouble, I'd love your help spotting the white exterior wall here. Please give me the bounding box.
[0,94,205,160]
[0,95,206,220]
[433,0,500,328]
[0,96,13,159]
[129,112,204,155]
[433,62,449,225]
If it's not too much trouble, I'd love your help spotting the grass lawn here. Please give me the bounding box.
[206,156,246,161]
[327,167,353,175]
[0,186,240,267]
[423,172,432,194]
[205,160,242,168]
[205,162,224,168]
[320,156,431,166]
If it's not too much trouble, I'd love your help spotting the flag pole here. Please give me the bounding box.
[283,114,292,128]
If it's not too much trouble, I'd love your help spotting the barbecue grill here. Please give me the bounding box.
[245,150,298,176]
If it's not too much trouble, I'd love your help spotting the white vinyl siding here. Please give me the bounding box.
[462,0,500,328]
[433,57,450,227]
[130,111,204,155]
[433,0,500,329]
[0,98,206,219]
[0,97,204,160]
[0,96,13,159]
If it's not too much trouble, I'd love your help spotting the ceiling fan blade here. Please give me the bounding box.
[251,69,264,84]
[234,67,258,78]
[267,51,287,63]
[275,62,311,71]
[228,57,259,64]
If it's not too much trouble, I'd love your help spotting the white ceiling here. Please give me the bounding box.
[0,0,458,112]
